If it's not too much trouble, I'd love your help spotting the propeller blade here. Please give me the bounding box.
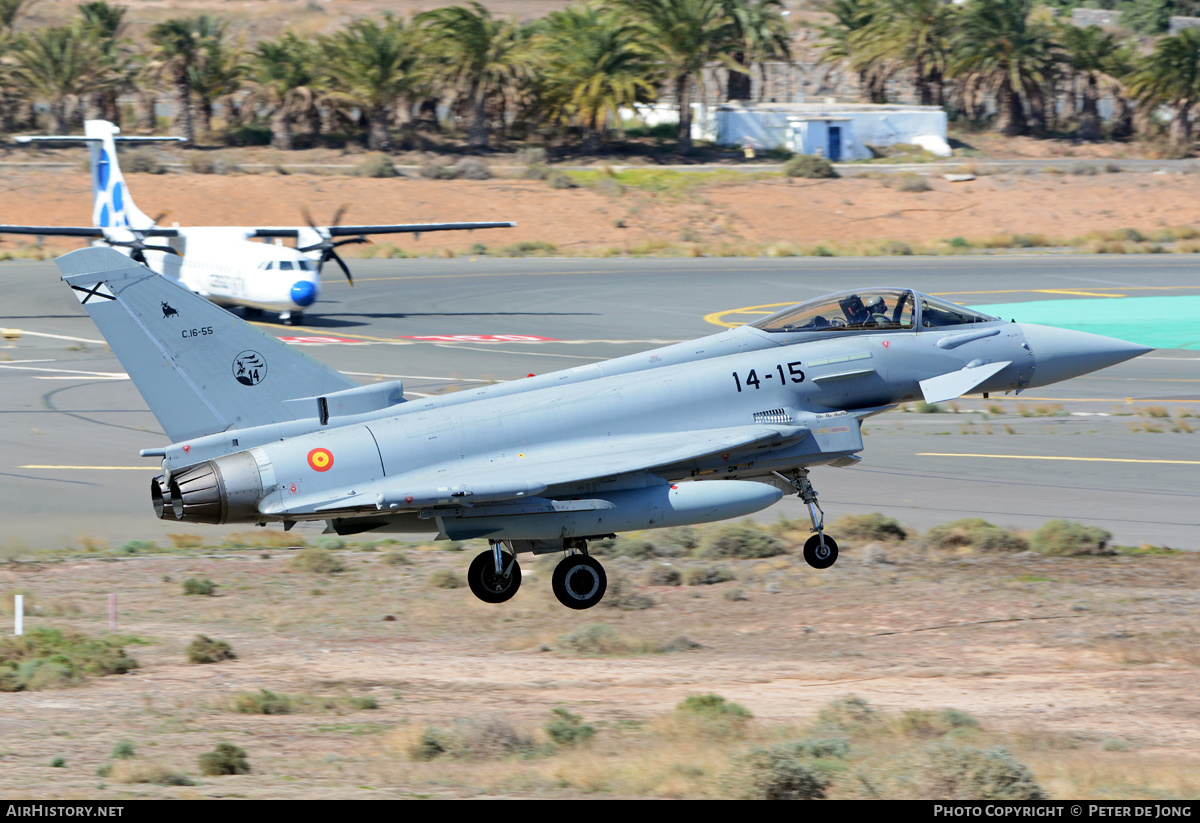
[332,237,368,249]
[331,203,349,227]
[329,250,353,286]
[301,206,317,231]
[144,244,180,256]
[130,248,146,264]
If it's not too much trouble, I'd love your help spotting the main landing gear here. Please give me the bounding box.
[773,468,839,570]
[467,539,608,609]
[467,541,522,603]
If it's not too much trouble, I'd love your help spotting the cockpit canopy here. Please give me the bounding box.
[752,289,998,334]
[259,259,316,272]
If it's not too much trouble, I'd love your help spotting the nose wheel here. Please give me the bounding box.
[774,468,840,569]
[467,543,522,603]
[552,552,607,610]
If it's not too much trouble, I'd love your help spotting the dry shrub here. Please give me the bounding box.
[198,742,251,776]
[1030,520,1112,556]
[410,715,534,761]
[186,635,235,664]
[290,547,344,574]
[108,761,195,786]
[831,513,907,544]
[920,518,1028,553]
[918,742,1046,800]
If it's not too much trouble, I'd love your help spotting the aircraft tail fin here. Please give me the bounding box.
[17,120,185,231]
[57,247,358,443]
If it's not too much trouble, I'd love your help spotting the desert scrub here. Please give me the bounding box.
[600,571,656,610]
[186,635,235,664]
[354,154,399,178]
[107,761,195,785]
[919,742,1045,800]
[831,512,907,543]
[289,547,344,574]
[724,742,832,799]
[1030,520,1112,556]
[182,577,216,596]
[685,564,736,586]
[231,688,293,715]
[0,627,138,691]
[783,154,838,179]
[698,521,785,559]
[198,743,250,776]
[410,716,535,761]
[670,693,753,739]
[544,707,595,747]
[920,518,1029,553]
[428,568,465,589]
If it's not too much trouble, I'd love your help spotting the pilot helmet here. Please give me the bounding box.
[864,295,884,313]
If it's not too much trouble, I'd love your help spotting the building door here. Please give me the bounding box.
[828,126,842,161]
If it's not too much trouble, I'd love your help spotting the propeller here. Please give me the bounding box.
[104,229,180,265]
[297,205,367,286]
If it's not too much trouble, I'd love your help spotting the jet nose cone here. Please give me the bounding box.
[1020,323,1153,387]
[290,280,318,308]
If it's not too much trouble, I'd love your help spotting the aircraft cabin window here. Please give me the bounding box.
[753,290,915,333]
[919,296,998,327]
[298,260,314,271]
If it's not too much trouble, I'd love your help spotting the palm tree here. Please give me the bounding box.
[8,23,112,134]
[318,14,424,151]
[77,0,137,124]
[722,0,791,102]
[532,4,658,152]
[817,0,886,104]
[1059,24,1128,141]
[187,33,242,134]
[615,0,738,150]
[148,15,226,143]
[1126,26,1200,151]
[418,2,532,151]
[243,32,316,150]
[848,0,955,107]
[948,0,1059,137]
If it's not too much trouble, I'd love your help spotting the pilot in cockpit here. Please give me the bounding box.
[840,294,869,325]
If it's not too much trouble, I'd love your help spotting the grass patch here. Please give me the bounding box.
[0,628,138,691]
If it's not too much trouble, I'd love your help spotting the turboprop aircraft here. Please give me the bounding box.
[0,120,514,324]
[57,247,1152,609]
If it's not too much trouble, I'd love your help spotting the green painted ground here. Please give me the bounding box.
[969,295,1200,351]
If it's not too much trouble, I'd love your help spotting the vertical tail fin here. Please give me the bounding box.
[16,120,184,232]
[83,120,165,231]
[57,247,358,443]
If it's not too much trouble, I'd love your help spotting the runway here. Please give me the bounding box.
[2,255,1197,551]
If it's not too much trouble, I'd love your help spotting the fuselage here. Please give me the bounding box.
[137,230,320,314]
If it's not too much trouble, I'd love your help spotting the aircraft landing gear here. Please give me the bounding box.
[467,542,521,603]
[278,311,303,326]
[774,468,839,569]
[552,544,607,610]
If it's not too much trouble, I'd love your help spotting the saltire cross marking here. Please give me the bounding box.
[70,282,116,304]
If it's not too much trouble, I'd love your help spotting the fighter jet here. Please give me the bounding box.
[57,248,1151,610]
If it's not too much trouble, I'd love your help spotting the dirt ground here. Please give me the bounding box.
[1,540,1199,800]
[2,155,1199,257]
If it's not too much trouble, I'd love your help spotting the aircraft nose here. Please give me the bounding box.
[290,280,318,308]
[1019,323,1153,387]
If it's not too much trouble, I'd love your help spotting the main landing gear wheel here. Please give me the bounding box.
[552,554,607,610]
[803,534,839,569]
[467,548,521,604]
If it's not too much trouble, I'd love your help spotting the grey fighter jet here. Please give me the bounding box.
[57,248,1151,610]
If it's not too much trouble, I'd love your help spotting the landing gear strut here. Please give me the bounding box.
[774,468,839,569]
[552,541,607,610]
[467,541,522,603]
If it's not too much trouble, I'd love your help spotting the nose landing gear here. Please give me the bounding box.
[774,468,839,569]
